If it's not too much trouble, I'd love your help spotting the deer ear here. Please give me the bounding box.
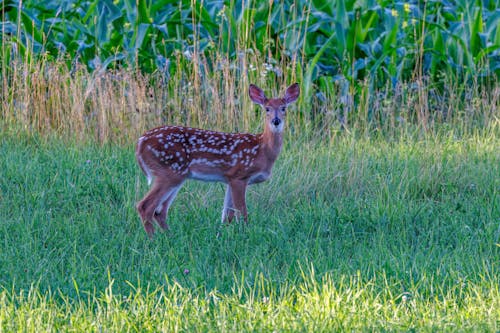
[249,84,268,105]
[284,83,300,105]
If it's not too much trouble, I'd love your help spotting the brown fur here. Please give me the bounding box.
[136,83,300,237]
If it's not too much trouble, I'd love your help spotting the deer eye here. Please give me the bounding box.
[265,107,271,113]
[281,107,286,112]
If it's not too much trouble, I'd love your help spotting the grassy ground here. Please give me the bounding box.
[0,130,498,331]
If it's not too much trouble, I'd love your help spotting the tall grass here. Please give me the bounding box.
[1,55,498,143]
[1,0,499,143]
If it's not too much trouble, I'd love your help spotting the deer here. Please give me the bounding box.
[135,83,300,237]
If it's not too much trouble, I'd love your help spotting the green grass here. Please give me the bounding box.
[2,1,498,329]
[0,131,498,331]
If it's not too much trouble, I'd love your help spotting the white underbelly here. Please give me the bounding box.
[188,170,227,183]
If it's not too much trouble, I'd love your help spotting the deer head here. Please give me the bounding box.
[249,83,300,133]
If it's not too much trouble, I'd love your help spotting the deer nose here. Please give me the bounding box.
[272,118,281,127]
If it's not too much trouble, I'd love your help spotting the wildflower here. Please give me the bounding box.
[183,269,190,275]
[404,3,411,13]
[402,21,408,29]
[401,292,412,303]
[183,50,192,60]
[391,9,398,17]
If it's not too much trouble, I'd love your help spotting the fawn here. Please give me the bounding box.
[136,83,300,236]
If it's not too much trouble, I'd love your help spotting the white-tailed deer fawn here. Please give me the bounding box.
[136,83,300,237]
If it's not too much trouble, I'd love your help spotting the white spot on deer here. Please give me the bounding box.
[209,148,222,154]
[190,158,213,167]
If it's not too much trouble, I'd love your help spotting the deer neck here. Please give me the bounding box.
[260,124,283,162]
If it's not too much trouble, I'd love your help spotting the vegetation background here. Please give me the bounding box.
[0,0,499,331]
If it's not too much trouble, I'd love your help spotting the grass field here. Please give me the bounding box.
[1,0,499,330]
[0,130,498,331]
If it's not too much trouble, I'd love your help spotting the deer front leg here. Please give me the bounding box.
[225,180,248,223]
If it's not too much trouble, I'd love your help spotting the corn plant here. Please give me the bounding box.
[2,0,498,79]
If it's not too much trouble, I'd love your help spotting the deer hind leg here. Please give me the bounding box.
[154,182,184,230]
[137,177,184,237]
[225,180,248,223]
[137,183,162,237]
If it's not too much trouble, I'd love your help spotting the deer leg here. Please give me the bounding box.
[221,185,235,223]
[137,177,183,237]
[154,182,184,230]
[227,180,248,223]
[137,182,163,237]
